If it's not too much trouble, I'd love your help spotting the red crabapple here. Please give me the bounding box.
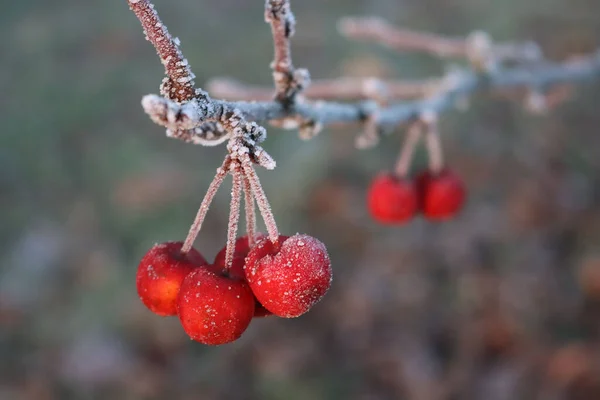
[367,172,418,224]
[244,234,332,318]
[417,168,466,220]
[177,267,255,345]
[213,235,272,317]
[136,241,207,316]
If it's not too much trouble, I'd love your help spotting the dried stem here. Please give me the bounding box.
[224,167,243,271]
[394,122,423,178]
[242,174,257,247]
[241,159,279,244]
[181,157,230,254]
[423,117,444,175]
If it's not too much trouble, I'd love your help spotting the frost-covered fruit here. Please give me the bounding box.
[367,172,418,224]
[244,234,332,318]
[213,235,272,318]
[136,242,208,316]
[177,267,255,345]
[417,168,466,220]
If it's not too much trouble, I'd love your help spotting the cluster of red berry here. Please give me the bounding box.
[367,115,466,224]
[136,124,332,345]
[136,234,331,345]
[368,168,465,223]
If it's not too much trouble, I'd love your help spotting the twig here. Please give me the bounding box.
[181,157,230,254]
[144,55,600,135]
[127,0,202,103]
[265,0,309,104]
[131,0,600,151]
[224,167,243,271]
[394,122,423,178]
[338,17,541,64]
[423,114,444,174]
[242,175,257,247]
[207,77,440,101]
[241,159,279,244]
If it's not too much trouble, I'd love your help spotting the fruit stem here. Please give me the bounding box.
[424,117,444,175]
[224,166,243,271]
[181,157,231,254]
[393,121,423,178]
[241,158,280,244]
[242,174,257,247]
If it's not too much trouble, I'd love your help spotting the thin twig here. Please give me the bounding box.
[242,174,257,247]
[181,157,230,254]
[224,167,243,271]
[127,0,203,103]
[241,159,279,244]
[394,122,423,178]
[265,0,308,104]
[207,77,440,101]
[338,17,541,64]
[423,115,444,174]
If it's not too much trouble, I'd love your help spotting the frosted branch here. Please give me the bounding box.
[265,0,309,104]
[130,1,600,150]
[127,0,203,102]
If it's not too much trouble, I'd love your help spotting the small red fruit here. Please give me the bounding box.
[136,242,208,316]
[177,268,255,345]
[367,172,418,224]
[245,234,332,318]
[214,235,272,317]
[417,168,466,220]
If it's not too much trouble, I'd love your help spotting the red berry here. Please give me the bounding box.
[417,169,466,220]
[244,234,332,318]
[136,242,208,316]
[177,267,255,345]
[367,172,418,224]
[213,235,272,318]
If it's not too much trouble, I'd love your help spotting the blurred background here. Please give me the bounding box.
[2,0,600,399]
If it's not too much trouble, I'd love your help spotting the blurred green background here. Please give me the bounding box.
[2,0,600,399]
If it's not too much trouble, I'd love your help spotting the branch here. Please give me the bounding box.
[144,54,600,133]
[127,0,204,103]
[130,0,600,151]
[207,77,441,102]
[338,17,542,65]
[265,0,309,104]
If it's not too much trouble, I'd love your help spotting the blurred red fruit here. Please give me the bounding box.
[136,242,207,316]
[367,172,418,224]
[417,169,465,220]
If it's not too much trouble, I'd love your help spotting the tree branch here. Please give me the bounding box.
[143,54,600,134]
[338,17,542,64]
[207,77,441,102]
[130,0,600,152]
[127,0,204,103]
[265,0,309,104]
